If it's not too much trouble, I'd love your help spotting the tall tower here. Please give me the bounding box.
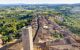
[22,26,33,50]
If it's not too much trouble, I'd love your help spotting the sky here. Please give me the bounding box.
[0,0,80,4]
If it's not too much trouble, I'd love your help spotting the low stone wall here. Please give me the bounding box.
[0,39,21,50]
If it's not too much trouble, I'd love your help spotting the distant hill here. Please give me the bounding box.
[0,3,80,6]
[0,3,80,14]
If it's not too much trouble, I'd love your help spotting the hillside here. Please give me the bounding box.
[0,4,80,50]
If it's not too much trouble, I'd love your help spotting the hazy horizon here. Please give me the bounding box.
[0,0,80,4]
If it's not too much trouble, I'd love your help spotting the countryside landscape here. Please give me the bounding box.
[0,3,80,50]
